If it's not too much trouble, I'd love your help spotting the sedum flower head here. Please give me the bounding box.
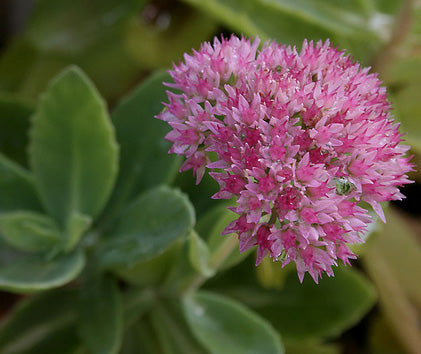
[157,36,413,282]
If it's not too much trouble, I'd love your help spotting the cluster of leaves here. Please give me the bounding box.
[0,0,419,353]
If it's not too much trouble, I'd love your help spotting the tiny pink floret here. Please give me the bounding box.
[156,35,413,283]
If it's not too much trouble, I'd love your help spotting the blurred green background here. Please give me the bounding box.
[0,0,420,353]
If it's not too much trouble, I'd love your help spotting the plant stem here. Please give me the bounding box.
[182,234,239,295]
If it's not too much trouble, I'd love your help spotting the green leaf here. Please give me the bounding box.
[78,274,122,354]
[0,211,61,253]
[150,300,207,354]
[189,230,215,277]
[29,66,118,226]
[114,240,182,287]
[0,249,85,293]
[0,288,81,354]
[63,211,92,252]
[182,0,389,63]
[0,153,42,212]
[183,291,284,354]
[105,71,180,222]
[0,94,33,166]
[215,266,377,341]
[98,186,195,268]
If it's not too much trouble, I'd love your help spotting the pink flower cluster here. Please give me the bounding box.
[157,36,413,282]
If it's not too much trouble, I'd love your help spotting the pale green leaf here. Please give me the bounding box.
[0,249,85,293]
[0,211,61,253]
[183,291,284,354]
[98,186,195,268]
[29,66,118,226]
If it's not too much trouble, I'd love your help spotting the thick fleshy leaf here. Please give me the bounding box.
[211,265,377,341]
[98,186,195,268]
[183,291,284,354]
[78,274,122,354]
[0,289,80,353]
[29,66,118,226]
[150,300,207,354]
[0,211,61,253]
[0,153,42,212]
[0,94,33,166]
[0,249,85,293]
[182,0,392,63]
[105,71,180,222]
[114,240,182,287]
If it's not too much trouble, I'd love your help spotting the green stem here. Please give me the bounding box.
[182,235,239,295]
